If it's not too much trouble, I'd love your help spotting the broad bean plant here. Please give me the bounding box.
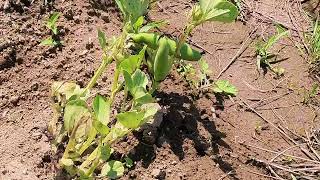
[49,0,238,179]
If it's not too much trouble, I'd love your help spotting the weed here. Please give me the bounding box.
[255,24,289,76]
[307,18,320,62]
[40,12,62,47]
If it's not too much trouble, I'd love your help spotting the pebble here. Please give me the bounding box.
[10,95,19,105]
[31,82,39,91]
[73,15,81,24]
[151,169,166,179]
[101,12,110,23]
[3,0,10,10]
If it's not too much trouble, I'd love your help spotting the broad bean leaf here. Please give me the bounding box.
[64,100,90,134]
[107,124,129,141]
[194,0,238,24]
[93,95,110,126]
[133,16,144,32]
[132,69,148,89]
[213,80,238,96]
[120,46,146,74]
[115,0,149,24]
[101,144,112,161]
[123,69,149,98]
[141,103,160,123]
[93,95,111,136]
[101,160,124,179]
[139,20,168,33]
[116,110,145,129]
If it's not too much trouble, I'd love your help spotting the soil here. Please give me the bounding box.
[0,0,319,180]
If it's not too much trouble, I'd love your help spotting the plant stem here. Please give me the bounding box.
[110,68,121,102]
[83,55,112,95]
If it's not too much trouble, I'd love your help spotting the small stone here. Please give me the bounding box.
[31,82,39,91]
[79,50,88,57]
[85,38,94,50]
[1,169,8,175]
[22,169,27,175]
[101,12,110,23]
[31,132,42,140]
[73,15,80,24]
[10,96,19,105]
[87,9,96,16]
[151,169,166,179]
[171,160,177,165]
[3,0,10,10]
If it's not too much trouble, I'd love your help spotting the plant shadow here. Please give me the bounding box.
[129,91,239,179]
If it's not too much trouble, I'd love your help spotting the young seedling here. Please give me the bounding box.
[49,0,238,179]
[255,24,289,76]
[306,18,320,62]
[40,12,62,47]
[213,80,238,97]
[303,83,319,104]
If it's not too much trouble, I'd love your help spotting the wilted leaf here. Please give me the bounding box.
[64,100,90,134]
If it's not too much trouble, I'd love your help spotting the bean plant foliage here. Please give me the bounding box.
[49,0,238,179]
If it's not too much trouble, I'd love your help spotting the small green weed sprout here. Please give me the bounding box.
[303,83,319,104]
[255,24,289,76]
[40,12,62,47]
[213,80,238,97]
[49,0,238,179]
[306,19,320,62]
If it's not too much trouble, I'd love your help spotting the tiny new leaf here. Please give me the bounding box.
[124,157,133,168]
[46,12,60,35]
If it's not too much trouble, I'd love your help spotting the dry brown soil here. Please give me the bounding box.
[0,0,319,180]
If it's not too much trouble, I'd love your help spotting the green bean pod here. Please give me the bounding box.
[146,48,156,75]
[153,37,172,82]
[131,33,160,49]
[131,33,202,61]
[179,43,202,61]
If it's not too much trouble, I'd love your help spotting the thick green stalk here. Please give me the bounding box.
[83,55,113,95]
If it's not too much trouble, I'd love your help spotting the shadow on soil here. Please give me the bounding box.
[130,91,239,179]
